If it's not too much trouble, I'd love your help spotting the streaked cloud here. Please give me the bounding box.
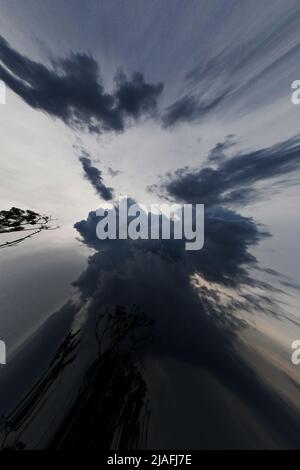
[150,136,300,206]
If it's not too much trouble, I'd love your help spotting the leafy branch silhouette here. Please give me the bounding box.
[0,207,58,248]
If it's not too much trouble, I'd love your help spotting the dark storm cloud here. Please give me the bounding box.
[70,203,300,448]
[73,204,267,372]
[79,154,114,201]
[162,90,229,128]
[151,136,300,206]
[0,36,163,133]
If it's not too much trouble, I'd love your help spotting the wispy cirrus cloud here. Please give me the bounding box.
[161,91,230,128]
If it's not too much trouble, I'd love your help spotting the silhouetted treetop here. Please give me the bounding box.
[0,207,56,248]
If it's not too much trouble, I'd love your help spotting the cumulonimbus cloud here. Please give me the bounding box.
[74,201,267,287]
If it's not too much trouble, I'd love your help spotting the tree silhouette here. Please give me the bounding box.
[52,305,154,450]
[0,330,80,450]
[0,305,154,450]
[0,207,56,248]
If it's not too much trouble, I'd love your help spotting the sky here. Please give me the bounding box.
[0,0,300,450]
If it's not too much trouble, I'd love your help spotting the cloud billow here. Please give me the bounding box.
[74,202,266,287]
[0,36,163,133]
